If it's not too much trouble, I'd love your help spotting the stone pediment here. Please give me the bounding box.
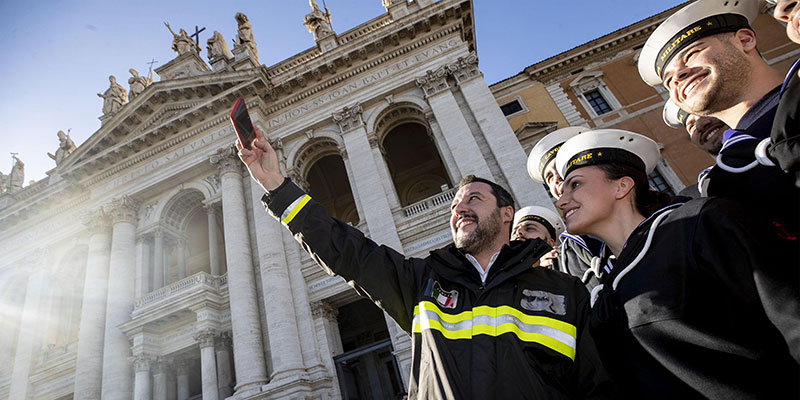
[61,69,270,181]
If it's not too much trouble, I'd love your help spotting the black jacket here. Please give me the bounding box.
[263,180,615,399]
[703,87,799,235]
[769,57,800,188]
[590,198,800,399]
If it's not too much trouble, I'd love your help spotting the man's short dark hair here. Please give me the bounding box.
[457,175,515,209]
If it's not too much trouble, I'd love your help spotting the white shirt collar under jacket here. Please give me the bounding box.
[465,251,500,284]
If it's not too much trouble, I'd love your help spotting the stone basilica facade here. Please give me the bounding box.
[4,1,796,399]
[0,1,552,399]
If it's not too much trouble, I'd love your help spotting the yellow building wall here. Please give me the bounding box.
[496,83,569,132]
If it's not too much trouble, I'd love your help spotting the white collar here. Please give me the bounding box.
[465,251,500,284]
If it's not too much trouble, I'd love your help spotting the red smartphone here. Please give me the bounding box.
[230,98,256,149]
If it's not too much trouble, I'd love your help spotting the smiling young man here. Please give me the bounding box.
[237,129,615,399]
[640,0,798,235]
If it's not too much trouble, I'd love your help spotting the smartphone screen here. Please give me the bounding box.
[230,98,256,149]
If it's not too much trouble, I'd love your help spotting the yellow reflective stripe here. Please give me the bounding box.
[472,304,577,337]
[281,195,311,225]
[413,300,577,360]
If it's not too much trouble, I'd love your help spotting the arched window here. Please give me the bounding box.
[382,122,451,206]
[306,155,359,225]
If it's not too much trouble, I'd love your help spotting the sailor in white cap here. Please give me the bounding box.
[639,0,782,135]
[527,126,605,289]
[663,100,726,155]
[554,128,800,399]
[527,126,590,199]
[511,205,564,268]
[642,0,798,233]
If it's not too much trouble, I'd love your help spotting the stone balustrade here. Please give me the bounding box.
[133,272,228,314]
[402,187,456,217]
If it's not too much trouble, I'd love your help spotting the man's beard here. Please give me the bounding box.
[453,208,502,255]
[683,38,751,115]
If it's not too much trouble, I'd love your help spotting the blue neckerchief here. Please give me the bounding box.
[781,57,800,95]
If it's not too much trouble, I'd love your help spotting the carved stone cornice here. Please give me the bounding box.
[332,104,364,133]
[450,53,480,85]
[108,195,140,224]
[310,300,339,321]
[415,65,452,97]
[194,328,218,348]
[209,146,242,176]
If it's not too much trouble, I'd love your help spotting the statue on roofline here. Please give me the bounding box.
[47,130,77,166]
[128,68,153,101]
[164,22,199,56]
[97,75,127,115]
[233,13,258,60]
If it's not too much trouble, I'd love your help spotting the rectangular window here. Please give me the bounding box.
[500,100,524,116]
[648,170,674,195]
[584,89,612,115]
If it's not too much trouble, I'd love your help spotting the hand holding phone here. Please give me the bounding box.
[231,98,256,149]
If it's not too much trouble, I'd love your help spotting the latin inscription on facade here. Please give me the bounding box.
[267,38,461,129]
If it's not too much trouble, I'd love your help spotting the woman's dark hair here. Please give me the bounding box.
[595,163,674,217]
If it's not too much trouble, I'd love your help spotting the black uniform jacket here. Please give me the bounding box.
[769,57,800,187]
[263,180,615,399]
[590,198,800,399]
[704,86,799,235]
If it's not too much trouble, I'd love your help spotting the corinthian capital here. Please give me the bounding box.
[84,209,112,235]
[332,104,364,134]
[209,145,242,175]
[131,354,154,372]
[449,53,480,85]
[193,328,218,348]
[415,65,452,97]
[108,195,140,224]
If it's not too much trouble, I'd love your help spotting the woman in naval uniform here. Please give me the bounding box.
[554,129,800,399]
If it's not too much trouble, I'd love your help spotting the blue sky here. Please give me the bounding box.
[0,0,684,183]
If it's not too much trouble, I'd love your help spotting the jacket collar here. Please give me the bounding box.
[429,239,552,291]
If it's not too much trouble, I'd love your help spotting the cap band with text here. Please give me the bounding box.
[655,13,749,80]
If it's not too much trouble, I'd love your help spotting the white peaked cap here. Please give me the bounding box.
[638,0,759,86]
[555,129,661,178]
[513,205,565,239]
[527,126,591,183]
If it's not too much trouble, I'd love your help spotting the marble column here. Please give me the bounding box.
[204,204,221,276]
[452,53,552,207]
[215,332,234,399]
[311,300,343,400]
[247,182,305,381]
[176,360,190,400]
[133,355,153,400]
[209,147,268,393]
[101,196,140,400]
[153,359,168,400]
[73,211,113,400]
[176,238,187,280]
[332,104,413,383]
[415,66,492,179]
[167,370,177,400]
[195,330,220,400]
[8,265,47,400]
[135,234,152,297]
[153,228,165,289]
